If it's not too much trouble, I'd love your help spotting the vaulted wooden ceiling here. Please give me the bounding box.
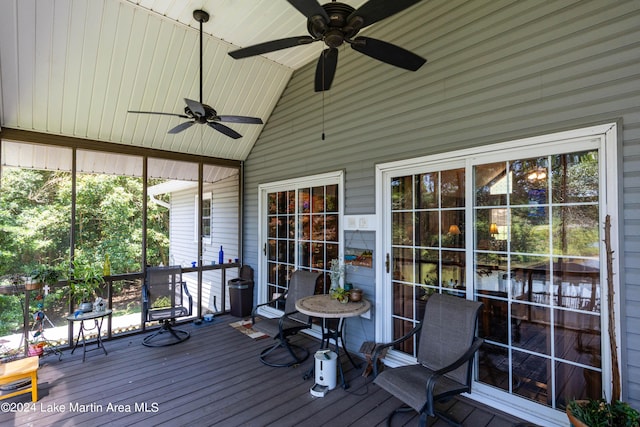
[0,0,434,161]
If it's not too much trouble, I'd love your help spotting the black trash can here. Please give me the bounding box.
[228,265,254,318]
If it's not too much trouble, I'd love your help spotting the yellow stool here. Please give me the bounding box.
[0,356,39,402]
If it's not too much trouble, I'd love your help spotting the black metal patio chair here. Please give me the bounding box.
[373,292,484,427]
[251,270,321,367]
[142,265,193,347]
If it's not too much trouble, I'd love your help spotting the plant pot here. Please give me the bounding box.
[28,343,45,356]
[566,401,589,427]
[79,302,93,313]
[350,289,363,302]
[25,282,42,290]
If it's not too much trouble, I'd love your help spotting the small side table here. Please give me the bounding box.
[66,309,112,362]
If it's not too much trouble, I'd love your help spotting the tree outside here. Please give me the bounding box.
[0,167,169,336]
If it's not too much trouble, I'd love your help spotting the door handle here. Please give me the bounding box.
[386,253,390,273]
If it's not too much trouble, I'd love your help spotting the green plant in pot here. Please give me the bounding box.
[30,264,62,291]
[69,260,105,312]
[329,286,350,303]
[567,399,639,427]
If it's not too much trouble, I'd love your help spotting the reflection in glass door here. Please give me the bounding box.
[475,151,602,410]
[390,168,466,356]
[388,152,604,408]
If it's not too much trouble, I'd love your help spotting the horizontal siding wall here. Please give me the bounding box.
[343,230,376,350]
[243,0,640,408]
[169,190,196,268]
[170,174,240,312]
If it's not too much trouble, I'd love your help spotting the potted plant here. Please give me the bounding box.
[27,340,46,357]
[69,260,105,312]
[567,399,639,427]
[329,286,350,303]
[567,217,640,426]
[30,264,61,291]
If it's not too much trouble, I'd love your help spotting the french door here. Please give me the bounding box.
[258,171,343,311]
[378,124,619,424]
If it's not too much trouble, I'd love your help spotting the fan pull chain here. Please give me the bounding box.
[321,89,325,140]
[321,48,326,140]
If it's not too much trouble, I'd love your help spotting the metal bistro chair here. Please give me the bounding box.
[251,270,321,367]
[142,266,193,347]
[373,293,484,427]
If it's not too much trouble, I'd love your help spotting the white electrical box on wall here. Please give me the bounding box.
[344,215,377,231]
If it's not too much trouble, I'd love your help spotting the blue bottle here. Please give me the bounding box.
[218,246,224,264]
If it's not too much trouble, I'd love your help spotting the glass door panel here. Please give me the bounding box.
[266,190,295,305]
[264,182,340,304]
[474,150,602,410]
[390,168,466,357]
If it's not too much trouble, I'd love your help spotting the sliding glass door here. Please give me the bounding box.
[379,125,618,422]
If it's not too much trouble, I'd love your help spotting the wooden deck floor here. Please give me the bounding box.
[1,316,529,427]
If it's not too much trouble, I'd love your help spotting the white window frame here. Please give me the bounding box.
[375,123,620,427]
[194,192,212,244]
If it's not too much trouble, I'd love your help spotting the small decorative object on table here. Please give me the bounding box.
[329,258,345,289]
[93,297,106,312]
[349,289,363,302]
[329,287,350,303]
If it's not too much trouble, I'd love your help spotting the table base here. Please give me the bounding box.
[69,315,109,362]
[304,318,361,389]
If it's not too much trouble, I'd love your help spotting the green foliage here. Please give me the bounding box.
[0,168,169,277]
[0,167,173,337]
[69,257,105,303]
[568,399,640,427]
[31,264,62,286]
[152,296,171,309]
[329,287,350,303]
[0,295,23,335]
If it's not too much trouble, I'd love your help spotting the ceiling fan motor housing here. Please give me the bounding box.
[307,2,361,47]
[184,104,218,124]
[227,0,427,92]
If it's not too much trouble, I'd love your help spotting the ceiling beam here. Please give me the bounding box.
[0,127,242,167]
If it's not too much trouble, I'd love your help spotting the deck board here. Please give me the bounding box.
[1,316,529,426]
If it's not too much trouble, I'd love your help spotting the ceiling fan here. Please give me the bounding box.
[228,0,427,92]
[128,9,263,139]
